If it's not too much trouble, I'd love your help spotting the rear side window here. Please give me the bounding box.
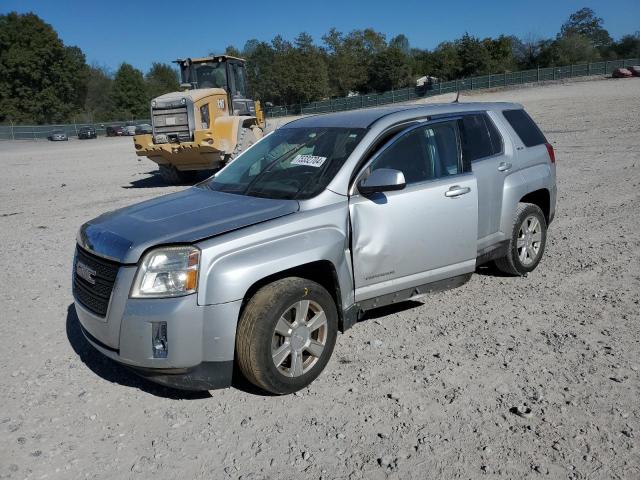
[458,114,502,162]
[502,109,547,147]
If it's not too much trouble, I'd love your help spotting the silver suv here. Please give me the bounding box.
[73,103,556,394]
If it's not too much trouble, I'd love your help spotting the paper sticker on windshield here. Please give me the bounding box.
[291,154,327,168]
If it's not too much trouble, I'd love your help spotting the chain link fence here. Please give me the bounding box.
[0,119,150,141]
[1,58,637,138]
[264,58,639,118]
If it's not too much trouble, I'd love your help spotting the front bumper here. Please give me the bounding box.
[133,133,227,171]
[74,283,243,391]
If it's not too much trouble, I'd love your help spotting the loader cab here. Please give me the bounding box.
[175,55,256,116]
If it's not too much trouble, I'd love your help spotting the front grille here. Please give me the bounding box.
[73,246,120,317]
[152,105,190,136]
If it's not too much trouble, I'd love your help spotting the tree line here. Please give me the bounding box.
[1,8,638,125]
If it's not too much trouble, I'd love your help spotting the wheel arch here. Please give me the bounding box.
[519,188,550,224]
[239,260,347,331]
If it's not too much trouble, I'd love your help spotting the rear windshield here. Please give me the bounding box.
[502,109,547,147]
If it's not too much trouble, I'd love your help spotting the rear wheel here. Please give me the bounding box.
[236,277,338,394]
[158,165,198,185]
[494,202,547,275]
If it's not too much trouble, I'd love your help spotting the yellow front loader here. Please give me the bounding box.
[133,55,265,184]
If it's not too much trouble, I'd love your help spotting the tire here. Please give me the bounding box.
[158,165,198,185]
[494,202,547,276]
[236,277,338,395]
[230,125,262,161]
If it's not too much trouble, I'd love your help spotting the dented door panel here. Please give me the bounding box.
[349,175,478,302]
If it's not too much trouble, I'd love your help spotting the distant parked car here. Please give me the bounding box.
[47,129,68,141]
[612,68,633,78]
[123,122,138,136]
[135,123,153,135]
[106,125,124,137]
[78,126,97,139]
[628,66,640,77]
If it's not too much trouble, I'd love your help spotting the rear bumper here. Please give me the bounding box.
[74,291,243,391]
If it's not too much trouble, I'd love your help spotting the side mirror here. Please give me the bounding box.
[358,168,406,195]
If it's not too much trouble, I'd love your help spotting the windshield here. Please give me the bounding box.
[189,62,227,89]
[201,127,366,200]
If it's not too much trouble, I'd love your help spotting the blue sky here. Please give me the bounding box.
[2,0,638,73]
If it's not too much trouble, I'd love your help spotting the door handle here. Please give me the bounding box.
[445,185,471,197]
[498,162,512,172]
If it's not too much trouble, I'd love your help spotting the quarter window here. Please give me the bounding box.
[458,114,502,162]
[368,122,461,185]
[502,109,547,147]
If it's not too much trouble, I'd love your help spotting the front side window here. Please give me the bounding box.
[368,122,461,185]
[201,127,366,199]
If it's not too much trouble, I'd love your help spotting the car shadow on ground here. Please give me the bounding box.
[123,170,214,189]
[474,262,515,277]
[66,304,211,399]
[359,300,424,321]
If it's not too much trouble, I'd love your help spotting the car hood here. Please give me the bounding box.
[77,187,300,264]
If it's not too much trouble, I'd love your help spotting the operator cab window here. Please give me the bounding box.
[368,121,462,185]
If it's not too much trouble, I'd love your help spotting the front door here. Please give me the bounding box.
[349,120,478,302]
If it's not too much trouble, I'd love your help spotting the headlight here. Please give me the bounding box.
[151,100,157,108]
[180,98,187,105]
[130,246,200,298]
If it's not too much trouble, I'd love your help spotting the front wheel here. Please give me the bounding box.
[235,277,338,394]
[158,165,198,185]
[494,202,547,275]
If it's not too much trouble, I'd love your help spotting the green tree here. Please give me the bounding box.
[145,62,179,100]
[389,34,410,55]
[612,33,640,58]
[84,65,114,121]
[323,28,369,96]
[456,33,492,77]
[0,12,88,124]
[559,7,612,47]
[539,33,598,66]
[110,63,148,119]
[431,41,462,80]
[483,35,515,72]
[368,47,412,92]
[224,45,242,57]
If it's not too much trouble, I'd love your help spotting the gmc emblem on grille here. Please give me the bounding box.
[76,261,96,285]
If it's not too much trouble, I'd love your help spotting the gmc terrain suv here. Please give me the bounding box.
[73,103,556,394]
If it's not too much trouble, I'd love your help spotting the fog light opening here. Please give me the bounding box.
[152,322,168,358]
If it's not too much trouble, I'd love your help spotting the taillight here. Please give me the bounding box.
[545,143,555,164]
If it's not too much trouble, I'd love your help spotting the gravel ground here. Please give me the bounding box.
[1,78,639,480]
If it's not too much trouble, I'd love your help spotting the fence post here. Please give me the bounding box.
[588,62,591,75]
[570,64,573,77]
[10,120,15,140]
[391,88,394,104]
[537,66,540,82]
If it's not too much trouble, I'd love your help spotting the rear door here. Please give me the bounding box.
[349,119,478,302]
[457,113,510,248]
